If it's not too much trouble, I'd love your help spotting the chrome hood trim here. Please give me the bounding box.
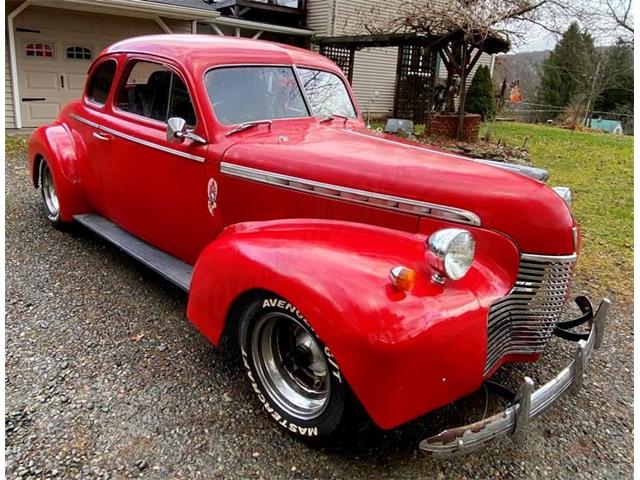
[220,162,481,226]
[473,159,549,182]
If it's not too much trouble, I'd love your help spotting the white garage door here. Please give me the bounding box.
[15,6,163,127]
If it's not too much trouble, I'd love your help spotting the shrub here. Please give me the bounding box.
[466,65,496,120]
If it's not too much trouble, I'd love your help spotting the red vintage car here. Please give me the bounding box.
[27,35,610,455]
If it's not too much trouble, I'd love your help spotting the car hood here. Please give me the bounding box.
[221,124,575,255]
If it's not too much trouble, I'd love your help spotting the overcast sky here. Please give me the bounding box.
[515,26,558,52]
[512,0,635,53]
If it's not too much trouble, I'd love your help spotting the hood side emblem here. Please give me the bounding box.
[277,135,289,144]
[207,178,218,216]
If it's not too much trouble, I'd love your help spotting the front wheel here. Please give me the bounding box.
[238,294,361,443]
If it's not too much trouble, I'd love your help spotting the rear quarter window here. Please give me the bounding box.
[87,60,117,105]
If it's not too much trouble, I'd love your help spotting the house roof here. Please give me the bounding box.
[20,0,220,20]
[315,31,510,55]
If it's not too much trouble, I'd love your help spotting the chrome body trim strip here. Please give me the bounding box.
[521,252,578,263]
[70,113,101,129]
[70,113,206,163]
[220,162,482,226]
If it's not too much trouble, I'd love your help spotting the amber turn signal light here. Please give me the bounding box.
[389,266,417,292]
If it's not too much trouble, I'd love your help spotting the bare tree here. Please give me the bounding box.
[360,0,633,139]
[361,1,573,139]
[575,0,634,44]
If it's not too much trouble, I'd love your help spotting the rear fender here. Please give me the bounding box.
[187,219,519,429]
[28,123,90,221]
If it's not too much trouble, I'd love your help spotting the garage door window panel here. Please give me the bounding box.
[66,46,92,60]
[25,42,54,59]
[86,60,117,106]
[115,61,196,126]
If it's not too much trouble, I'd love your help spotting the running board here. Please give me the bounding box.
[74,214,192,292]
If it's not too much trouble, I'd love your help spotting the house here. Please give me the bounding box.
[5,0,495,129]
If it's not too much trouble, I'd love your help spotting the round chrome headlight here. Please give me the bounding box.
[426,228,476,282]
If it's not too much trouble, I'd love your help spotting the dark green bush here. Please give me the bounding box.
[466,65,496,120]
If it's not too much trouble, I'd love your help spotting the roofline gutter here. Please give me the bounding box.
[34,0,221,20]
[209,17,314,36]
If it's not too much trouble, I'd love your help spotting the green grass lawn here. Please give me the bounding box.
[482,122,633,300]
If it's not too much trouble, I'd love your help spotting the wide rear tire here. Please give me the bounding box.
[39,159,69,230]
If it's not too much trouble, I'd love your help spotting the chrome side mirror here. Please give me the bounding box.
[166,117,207,145]
[167,117,187,144]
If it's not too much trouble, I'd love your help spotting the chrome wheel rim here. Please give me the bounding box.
[251,312,330,420]
[42,164,59,216]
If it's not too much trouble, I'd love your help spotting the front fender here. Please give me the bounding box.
[187,219,519,429]
[27,123,90,221]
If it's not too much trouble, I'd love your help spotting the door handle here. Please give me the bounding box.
[92,131,112,141]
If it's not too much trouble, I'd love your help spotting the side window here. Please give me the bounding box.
[115,60,196,126]
[87,60,117,105]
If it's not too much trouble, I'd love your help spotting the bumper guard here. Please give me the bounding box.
[419,296,611,457]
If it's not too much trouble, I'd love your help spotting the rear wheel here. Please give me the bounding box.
[238,294,361,443]
[39,159,67,229]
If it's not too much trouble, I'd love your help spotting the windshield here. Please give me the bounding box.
[205,66,356,125]
[297,68,356,118]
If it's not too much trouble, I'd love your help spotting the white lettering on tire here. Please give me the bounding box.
[241,346,319,437]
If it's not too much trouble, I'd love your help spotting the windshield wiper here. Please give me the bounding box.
[319,114,350,125]
[226,120,272,136]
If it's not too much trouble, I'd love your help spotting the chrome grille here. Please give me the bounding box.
[484,253,576,375]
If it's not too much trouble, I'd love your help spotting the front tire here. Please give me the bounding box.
[238,294,359,443]
[39,159,67,229]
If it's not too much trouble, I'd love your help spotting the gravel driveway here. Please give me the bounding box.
[6,145,633,479]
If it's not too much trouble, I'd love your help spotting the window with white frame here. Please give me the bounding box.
[66,46,92,60]
[25,42,54,58]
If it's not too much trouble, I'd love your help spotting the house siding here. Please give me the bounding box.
[438,51,493,85]
[305,0,331,36]
[327,0,405,116]
[6,34,16,129]
[164,18,195,34]
[351,48,398,117]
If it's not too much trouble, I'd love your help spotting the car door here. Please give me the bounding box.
[66,57,119,210]
[99,57,217,265]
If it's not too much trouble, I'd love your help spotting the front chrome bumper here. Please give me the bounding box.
[419,297,611,457]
